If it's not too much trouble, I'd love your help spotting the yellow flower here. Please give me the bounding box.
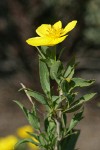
[26,20,77,46]
[17,125,33,138]
[16,125,39,150]
[0,135,18,150]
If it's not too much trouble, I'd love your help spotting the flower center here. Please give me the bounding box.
[46,26,63,38]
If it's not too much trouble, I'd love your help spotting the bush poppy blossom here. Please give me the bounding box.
[26,20,77,46]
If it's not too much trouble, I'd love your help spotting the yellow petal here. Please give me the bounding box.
[61,20,77,36]
[36,24,51,37]
[53,21,62,29]
[26,35,67,46]
[47,35,68,46]
[26,37,52,46]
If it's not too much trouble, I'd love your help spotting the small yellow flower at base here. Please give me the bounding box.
[17,125,34,138]
[0,135,18,150]
[16,125,39,150]
[26,20,77,46]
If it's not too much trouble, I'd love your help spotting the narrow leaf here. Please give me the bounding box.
[58,47,65,59]
[71,78,95,88]
[38,134,47,146]
[28,112,40,129]
[46,46,56,60]
[65,93,96,113]
[15,138,39,148]
[41,46,56,60]
[63,57,75,78]
[61,130,80,150]
[27,132,39,140]
[80,93,96,102]
[41,46,49,54]
[14,100,29,118]
[27,90,47,105]
[39,59,50,96]
[67,110,83,132]
[50,60,63,83]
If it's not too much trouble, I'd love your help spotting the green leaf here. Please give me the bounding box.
[79,93,96,102]
[39,59,50,96]
[62,113,67,129]
[58,47,65,59]
[47,46,56,61]
[15,143,27,150]
[28,112,40,130]
[40,132,50,144]
[44,118,49,132]
[61,79,69,94]
[71,78,95,88]
[52,96,59,101]
[38,134,47,146]
[15,138,39,149]
[61,130,80,150]
[27,90,47,105]
[27,132,39,140]
[41,46,56,61]
[41,46,49,54]
[14,101,40,130]
[50,60,63,83]
[65,93,96,113]
[44,117,56,133]
[61,80,76,105]
[14,100,29,118]
[63,57,75,78]
[65,104,83,113]
[40,46,56,68]
[48,120,56,133]
[67,110,83,133]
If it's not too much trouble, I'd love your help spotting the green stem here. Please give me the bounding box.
[20,83,35,108]
[54,90,63,150]
[36,46,46,59]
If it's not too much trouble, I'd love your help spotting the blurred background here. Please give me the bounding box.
[0,0,100,149]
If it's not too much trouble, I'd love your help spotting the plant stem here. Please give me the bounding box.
[20,83,35,107]
[54,90,63,150]
[36,46,46,59]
